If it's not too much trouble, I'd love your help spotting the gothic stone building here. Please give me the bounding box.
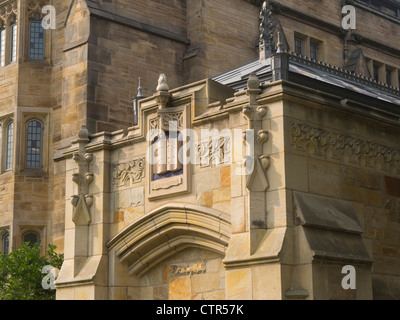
[0,0,399,300]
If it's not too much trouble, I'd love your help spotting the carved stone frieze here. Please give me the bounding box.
[197,135,231,168]
[113,158,145,187]
[290,122,400,173]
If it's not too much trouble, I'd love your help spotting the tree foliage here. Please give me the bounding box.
[0,243,64,300]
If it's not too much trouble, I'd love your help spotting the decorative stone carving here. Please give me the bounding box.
[242,105,253,119]
[26,0,47,18]
[197,135,231,168]
[147,74,190,200]
[259,155,271,173]
[0,0,17,23]
[71,126,94,226]
[156,74,169,92]
[155,74,171,109]
[113,158,145,187]
[290,122,400,173]
[257,106,268,119]
[161,111,184,131]
[0,114,14,126]
[257,130,269,144]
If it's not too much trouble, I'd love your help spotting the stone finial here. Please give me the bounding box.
[156,74,169,92]
[247,73,261,91]
[259,1,275,60]
[78,125,89,140]
[137,77,144,98]
[246,73,261,104]
[276,31,283,53]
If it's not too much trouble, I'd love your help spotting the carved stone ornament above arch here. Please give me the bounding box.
[27,0,47,18]
[0,0,17,24]
[106,203,231,277]
[0,113,14,127]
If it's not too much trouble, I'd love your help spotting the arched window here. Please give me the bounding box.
[29,13,44,60]
[26,120,43,168]
[0,23,5,67]
[22,231,40,248]
[2,232,9,255]
[5,121,13,171]
[10,17,17,63]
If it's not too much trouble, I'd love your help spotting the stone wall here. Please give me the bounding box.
[283,84,400,299]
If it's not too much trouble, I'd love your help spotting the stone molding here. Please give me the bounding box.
[290,121,400,174]
[107,203,231,277]
[0,0,17,23]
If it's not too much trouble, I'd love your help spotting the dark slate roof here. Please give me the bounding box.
[212,53,400,108]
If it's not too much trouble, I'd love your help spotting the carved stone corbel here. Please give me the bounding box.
[71,126,94,226]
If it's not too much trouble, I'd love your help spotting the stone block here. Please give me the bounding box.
[355,170,381,190]
[213,187,231,204]
[195,169,221,194]
[200,191,213,208]
[141,286,154,300]
[226,268,252,300]
[221,166,231,188]
[154,286,169,300]
[230,197,246,233]
[385,176,400,197]
[341,185,365,203]
[308,159,340,198]
[192,273,220,293]
[285,154,308,192]
[169,276,191,300]
[252,264,282,300]
[267,189,288,228]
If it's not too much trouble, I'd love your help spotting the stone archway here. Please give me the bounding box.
[107,203,231,300]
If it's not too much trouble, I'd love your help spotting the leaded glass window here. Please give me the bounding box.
[294,38,302,55]
[2,232,9,255]
[29,13,44,60]
[5,121,13,171]
[26,120,43,168]
[23,231,40,247]
[0,26,5,67]
[373,65,380,82]
[10,22,17,63]
[386,69,392,86]
[310,43,318,60]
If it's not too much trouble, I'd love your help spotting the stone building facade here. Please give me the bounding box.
[0,0,399,300]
